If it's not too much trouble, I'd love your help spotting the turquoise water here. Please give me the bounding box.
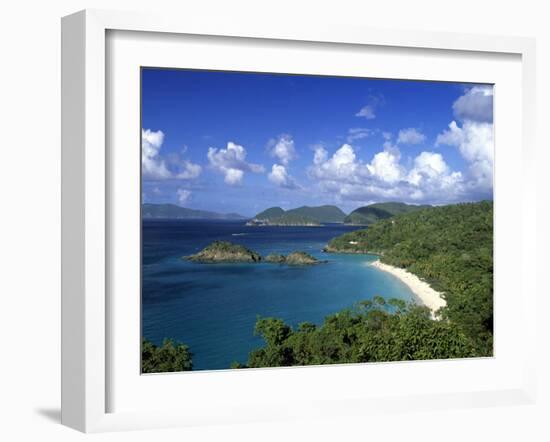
[142,220,417,370]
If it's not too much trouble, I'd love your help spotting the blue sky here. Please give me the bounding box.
[141,68,494,217]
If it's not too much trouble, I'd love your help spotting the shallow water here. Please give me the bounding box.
[142,220,416,370]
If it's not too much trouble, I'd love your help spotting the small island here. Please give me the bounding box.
[185,241,325,265]
[267,251,325,265]
[187,241,262,263]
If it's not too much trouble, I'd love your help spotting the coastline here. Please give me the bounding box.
[370,260,446,316]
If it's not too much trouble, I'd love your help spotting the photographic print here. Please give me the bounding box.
[140,68,493,373]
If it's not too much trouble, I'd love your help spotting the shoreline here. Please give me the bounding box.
[370,260,446,316]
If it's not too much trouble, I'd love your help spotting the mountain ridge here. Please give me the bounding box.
[142,203,247,220]
[251,205,346,225]
[344,202,431,225]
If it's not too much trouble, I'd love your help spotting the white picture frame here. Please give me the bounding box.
[61,9,538,433]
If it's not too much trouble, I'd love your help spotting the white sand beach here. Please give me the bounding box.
[370,260,446,317]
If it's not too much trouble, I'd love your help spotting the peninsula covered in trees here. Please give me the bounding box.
[325,201,493,354]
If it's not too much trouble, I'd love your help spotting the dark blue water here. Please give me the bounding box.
[142,220,416,370]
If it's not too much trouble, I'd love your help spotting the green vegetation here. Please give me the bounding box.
[241,298,476,368]
[142,338,193,373]
[265,253,286,263]
[187,241,325,265]
[344,202,431,225]
[285,205,346,223]
[142,203,246,220]
[250,205,346,225]
[187,240,262,263]
[326,201,493,355]
[148,201,493,372]
[254,206,286,219]
[285,251,325,265]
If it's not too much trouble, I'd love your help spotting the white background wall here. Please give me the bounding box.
[0,0,547,440]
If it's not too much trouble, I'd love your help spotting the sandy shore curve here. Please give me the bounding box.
[370,260,446,317]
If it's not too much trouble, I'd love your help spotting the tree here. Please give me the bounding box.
[142,338,193,373]
[245,300,477,368]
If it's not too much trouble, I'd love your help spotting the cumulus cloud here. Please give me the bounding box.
[207,141,265,185]
[397,128,426,145]
[366,147,404,184]
[436,120,493,191]
[309,144,362,183]
[142,129,202,181]
[142,129,171,179]
[355,105,376,119]
[309,143,466,204]
[176,189,192,205]
[176,161,202,180]
[355,95,384,120]
[268,164,298,189]
[268,134,296,165]
[347,128,371,143]
[452,85,493,123]
[312,144,328,165]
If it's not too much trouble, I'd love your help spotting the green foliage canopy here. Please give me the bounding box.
[245,301,477,368]
[327,201,493,355]
[142,338,193,373]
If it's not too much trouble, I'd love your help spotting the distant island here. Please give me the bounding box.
[343,202,431,226]
[142,203,247,220]
[246,205,346,226]
[142,201,433,226]
[186,241,325,265]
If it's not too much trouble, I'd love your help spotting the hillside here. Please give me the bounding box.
[344,202,431,225]
[250,205,346,225]
[326,201,494,355]
[286,205,346,223]
[142,203,246,220]
[254,207,285,220]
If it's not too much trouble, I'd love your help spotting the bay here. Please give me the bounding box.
[142,220,417,370]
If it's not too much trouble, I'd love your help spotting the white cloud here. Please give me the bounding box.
[309,144,362,183]
[406,152,463,198]
[176,189,192,205]
[142,129,202,181]
[355,105,376,119]
[312,145,328,165]
[309,143,466,204]
[224,169,244,185]
[436,120,493,190]
[452,86,493,123]
[207,141,265,185]
[307,87,493,205]
[412,152,448,179]
[397,128,426,145]
[268,134,296,165]
[355,95,384,120]
[142,129,171,179]
[268,164,298,189]
[366,148,403,184]
[176,161,202,179]
[347,128,371,143]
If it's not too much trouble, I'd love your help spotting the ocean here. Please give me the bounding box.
[142,220,417,370]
